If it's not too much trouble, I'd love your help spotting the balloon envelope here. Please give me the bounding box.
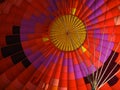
[0,0,120,90]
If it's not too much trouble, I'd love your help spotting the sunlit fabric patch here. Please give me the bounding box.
[114,16,120,25]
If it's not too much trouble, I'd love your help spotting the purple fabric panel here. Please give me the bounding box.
[86,0,95,7]
[68,59,74,72]
[44,50,58,67]
[60,52,64,58]
[79,62,89,77]
[28,52,41,62]
[24,49,32,56]
[20,15,40,34]
[89,18,98,25]
[63,59,68,66]
[31,15,39,21]
[94,29,100,33]
[90,0,104,11]
[88,65,96,74]
[86,26,93,30]
[94,34,108,40]
[33,55,47,68]
[43,54,53,67]
[52,55,59,63]
[75,71,83,79]
[97,41,114,54]
[31,15,43,24]
[88,9,102,20]
[98,41,114,51]
[74,64,83,78]
[102,41,114,49]
[20,26,35,34]
[20,34,28,41]
[96,44,112,63]
[21,19,35,26]
[52,52,64,63]
[100,51,111,63]
[68,59,73,66]
[38,14,47,23]
[47,0,57,11]
[68,65,74,73]
[74,64,81,72]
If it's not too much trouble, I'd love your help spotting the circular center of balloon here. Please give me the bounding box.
[50,15,86,51]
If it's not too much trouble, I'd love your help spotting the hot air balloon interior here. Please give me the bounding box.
[0,0,120,90]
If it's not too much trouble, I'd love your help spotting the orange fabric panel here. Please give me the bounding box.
[23,11,32,20]
[116,72,120,79]
[115,55,120,64]
[71,52,79,64]
[43,64,56,83]
[76,0,86,14]
[59,87,67,90]
[6,63,25,80]
[44,76,51,84]
[69,87,77,90]
[0,73,10,89]
[52,79,59,86]
[114,35,120,43]
[99,83,112,90]
[84,9,93,19]
[51,86,58,90]
[0,51,3,59]
[107,0,120,10]
[21,40,36,49]
[86,83,92,90]
[23,82,36,90]
[26,4,40,17]
[68,73,75,80]
[112,43,120,52]
[90,18,114,29]
[68,80,76,88]
[6,79,23,90]
[0,57,14,74]
[111,80,120,90]
[18,65,36,84]
[0,36,6,47]
[8,6,23,25]
[54,66,62,79]
[76,78,86,86]
[60,72,67,80]
[27,34,42,40]
[13,0,23,7]
[0,63,25,89]
[47,63,56,76]
[0,24,13,35]
[31,65,47,84]
[93,59,102,69]
[29,43,43,53]
[82,53,92,67]
[59,80,67,87]
[62,66,67,73]
[77,85,88,90]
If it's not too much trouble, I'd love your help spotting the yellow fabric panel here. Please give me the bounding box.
[50,15,86,51]
[42,38,49,42]
[81,46,87,52]
[71,8,76,15]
